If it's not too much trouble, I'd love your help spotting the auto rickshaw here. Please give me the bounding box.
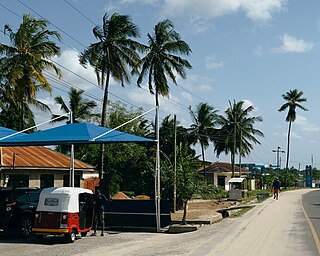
[32,187,94,243]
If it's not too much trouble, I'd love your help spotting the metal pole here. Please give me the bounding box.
[69,111,74,187]
[239,130,242,177]
[173,114,177,213]
[155,106,161,232]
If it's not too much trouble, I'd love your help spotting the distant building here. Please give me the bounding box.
[0,146,98,189]
[197,162,249,190]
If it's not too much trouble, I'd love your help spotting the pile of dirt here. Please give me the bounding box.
[112,192,130,199]
[112,192,150,200]
[171,199,234,221]
[133,195,150,200]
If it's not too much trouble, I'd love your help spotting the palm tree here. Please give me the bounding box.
[278,89,308,173]
[215,100,264,177]
[79,12,144,178]
[51,87,100,156]
[159,115,192,158]
[137,19,192,108]
[188,103,218,182]
[51,87,100,124]
[0,13,62,130]
[137,20,191,230]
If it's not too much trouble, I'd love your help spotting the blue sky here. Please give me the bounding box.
[1,0,320,169]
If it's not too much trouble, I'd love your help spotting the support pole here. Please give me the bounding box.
[173,114,177,213]
[155,106,161,232]
[69,111,74,187]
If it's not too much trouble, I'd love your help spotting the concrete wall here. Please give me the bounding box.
[0,168,96,188]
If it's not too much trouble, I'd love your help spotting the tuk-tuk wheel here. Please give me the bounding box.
[81,232,87,237]
[19,216,33,238]
[66,230,76,243]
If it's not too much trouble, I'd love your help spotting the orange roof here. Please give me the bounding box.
[1,146,94,170]
[197,161,249,174]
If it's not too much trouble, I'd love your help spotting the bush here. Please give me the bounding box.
[197,184,228,200]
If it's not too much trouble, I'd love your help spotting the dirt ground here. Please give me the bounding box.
[170,199,234,221]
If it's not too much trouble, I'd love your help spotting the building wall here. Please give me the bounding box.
[0,168,96,188]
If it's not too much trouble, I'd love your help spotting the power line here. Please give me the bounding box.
[63,0,96,26]
[17,0,87,49]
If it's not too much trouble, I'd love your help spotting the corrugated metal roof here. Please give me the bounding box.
[197,162,249,174]
[1,146,94,170]
[228,177,246,183]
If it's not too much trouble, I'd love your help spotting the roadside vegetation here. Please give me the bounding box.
[0,12,309,224]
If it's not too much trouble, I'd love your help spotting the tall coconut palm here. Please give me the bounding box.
[137,20,191,230]
[51,87,100,124]
[278,89,308,172]
[215,100,264,177]
[188,103,218,182]
[137,19,192,108]
[79,12,144,179]
[0,13,61,130]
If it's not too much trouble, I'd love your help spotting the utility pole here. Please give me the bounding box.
[173,114,177,213]
[272,146,285,177]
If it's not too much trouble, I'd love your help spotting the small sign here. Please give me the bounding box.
[306,165,312,188]
[44,198,59,206]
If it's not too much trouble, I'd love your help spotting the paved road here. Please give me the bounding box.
[0,189,318,256]
[191,189,319,256]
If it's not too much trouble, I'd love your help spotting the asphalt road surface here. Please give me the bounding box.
[0,189,319,256]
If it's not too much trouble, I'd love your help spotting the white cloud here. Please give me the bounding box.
[119,0,157,4]
[205,55,223,69]
[271,34,314,53]
[52,49,98,91]
[295,115,320,133]
[178,74,214,93]
[242,99,258,111]
[127,88,155,107]
[160,0,286,22]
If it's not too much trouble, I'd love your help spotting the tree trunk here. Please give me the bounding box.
[201,142,207,184]
[181,199,188,225]
[99,70,111,181]
[286,121,291,171]
[231,152,235,178]
[285,120,292,188]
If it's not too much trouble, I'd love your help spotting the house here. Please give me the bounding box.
[0,146,98,189]
[197,161,249,191]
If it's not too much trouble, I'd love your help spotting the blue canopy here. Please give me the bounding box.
[0,126,24,139]
[0,123,154,146]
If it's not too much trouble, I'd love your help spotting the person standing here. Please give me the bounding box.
[91,188,108,236]
[272,178,281,200]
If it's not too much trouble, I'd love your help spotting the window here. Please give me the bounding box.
[7,175,29,188]
[63,175,80,187]
[40,174,54,188]
[217,176,226,187]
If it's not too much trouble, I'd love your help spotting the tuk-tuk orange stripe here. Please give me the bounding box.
[32,228,69,234]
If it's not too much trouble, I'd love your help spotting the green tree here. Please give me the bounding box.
[79,12,144,178]
[0,78,48,132]
[188,102,219,182]
[278,89,308,172]
[137,19,192,108]
[176,145,200,225]
[107,101,152,137]
[159,115,193,158]
[51,87,100,156]
[0,13,61,130]
[215,100,264,177]
[51,87,100,124]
